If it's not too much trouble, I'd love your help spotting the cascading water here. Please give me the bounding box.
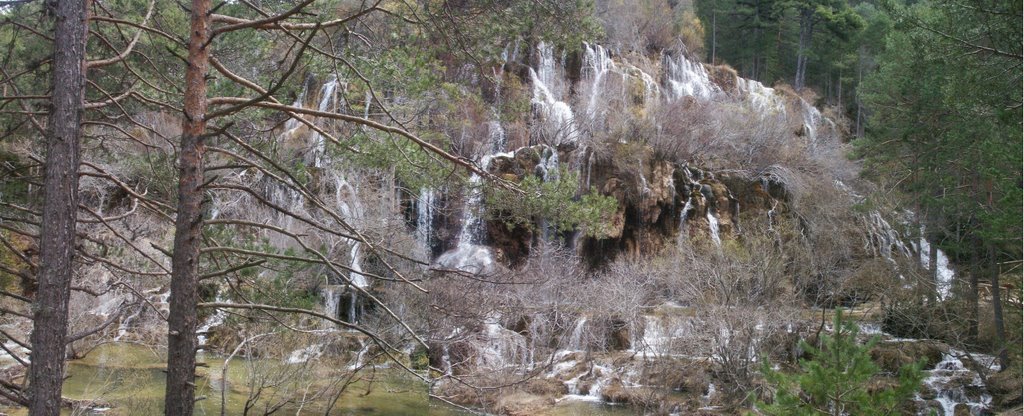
[918,232,956,300]
[322,285,341,319]
[738,78,785,114]
[567,317,588,351]
[435,153,509,274]
[310,76,339,168]
[664,52,716,100]
[530,42,578,144]
[487,120,506,153]
[800,98,822,145]
[416,188,435,252]
[476,315,531,370]
[582,43,616,120]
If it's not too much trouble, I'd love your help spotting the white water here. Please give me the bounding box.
[331,172,367,288]
[567,317,588,351]
[738,78,785,114]
[664,52,716,100]
[435,152,512,274]
[197,293,228,345]
[416,188,435,251]
[530,42,578,144]
[487,120,506,153]
[918,233,956,300]
[310,76,338,167]
[582,43,617,120]
[706,210,721,246]
[321,285,342,319]
[477,315,530,370]
[919,350,994,415]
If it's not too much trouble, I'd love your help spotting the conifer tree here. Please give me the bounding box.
[758,310,924,416]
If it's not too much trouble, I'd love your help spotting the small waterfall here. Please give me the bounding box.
[197,292,228,345]
[866,211,913,261]
[435,153,509,274]
[477,315,530,370]
[416,188,435,252]
[738,78,785,114]
[283,82,309,132]
[287,343,325,364]
[530,42,578,144]
[331,172,367,288]
[707,210,721,246]
[347,339,372,370]
[919,350,995,415]
[582,43,616,120]
[663,52,716,100]
[918,232,956,300]
[310,76,339,167]
[487,120,506,153]
[800,98,821,144]
[321,285,342,319]
[567,317,588,351]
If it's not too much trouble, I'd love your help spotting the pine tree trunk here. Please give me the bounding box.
[165,0,210,414]
[794,9,813,91]
[987,244,1008,370]
[928,227,938,302]
[967,245,979,342]
[28,1,88,414]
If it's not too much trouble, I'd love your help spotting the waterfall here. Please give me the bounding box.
[583,43,616,120]
[707,210,721,246]
[435,153,510,274]
[530,42,577,144]
[567,317,588,351]
[283,81,308,132]
[477,314,530,369]
[800,98,821,144]
[664,52,715,100]
[416,188,435,252]
[322,285,341,319]
[918,232,956,300]
[866,211,912,261]
[310,76,338,167]
[919,350,996,415]
[330,172,367,288]
[738,77,785,114]
[487,120,506,153]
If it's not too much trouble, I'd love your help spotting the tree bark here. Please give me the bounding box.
[928,225,938,302]
[967,243,979,342]
[165,0,210,414]
[28,1,89,414]
[794,8,814,91]
[987,244,1008,370]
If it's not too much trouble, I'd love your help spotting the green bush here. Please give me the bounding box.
[757,309,924,416]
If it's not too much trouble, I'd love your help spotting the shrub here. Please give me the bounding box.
[757,309,924,416]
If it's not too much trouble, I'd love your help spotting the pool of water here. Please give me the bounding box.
[0,343,636,415]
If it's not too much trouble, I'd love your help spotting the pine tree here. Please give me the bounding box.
[757,310,924,416]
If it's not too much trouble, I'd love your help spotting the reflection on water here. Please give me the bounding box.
[0,343,637,415]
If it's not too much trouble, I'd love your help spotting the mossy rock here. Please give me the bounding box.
[869,340,947,374]
[988,370,1024,409]
[600,379,630,403]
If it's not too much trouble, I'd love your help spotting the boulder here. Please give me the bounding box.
[870,341,947,374]
[988,370,1024,409]
[600,379,630,403]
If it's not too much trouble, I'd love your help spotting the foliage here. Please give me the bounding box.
[485,168,618,237]
[757,310,924,416]
[857,0,1022,258]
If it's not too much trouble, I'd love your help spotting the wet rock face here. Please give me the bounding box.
[427,140,791,271]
